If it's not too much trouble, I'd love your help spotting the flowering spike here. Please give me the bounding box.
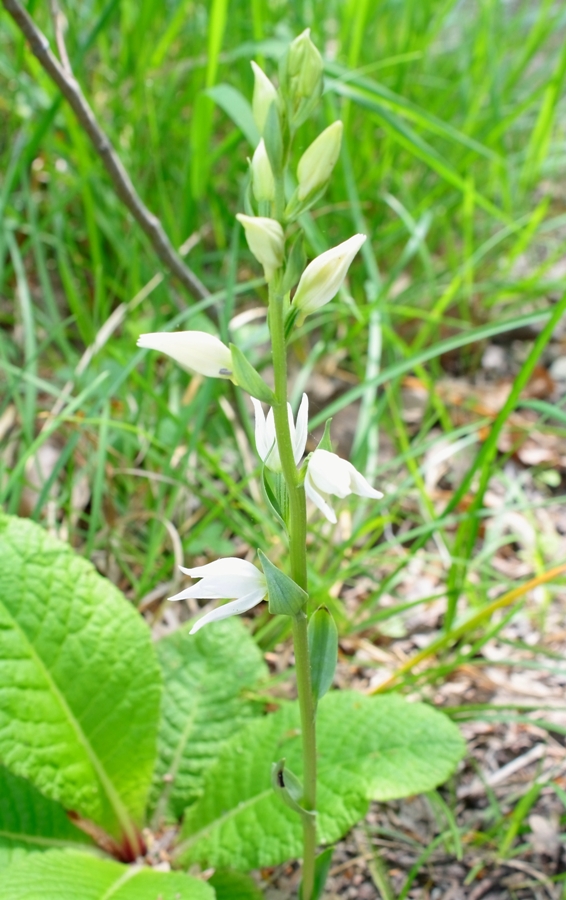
[292,234,366,317]
[297,121,343,202]
[137,331,233,379]
[304,448,383,523]
[251,61,278,134]
[236,214,285,281]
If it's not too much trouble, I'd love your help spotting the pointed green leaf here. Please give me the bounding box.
[261,467,288,528]
[229,343,275,403]
[316,419,333,452]
[151,617,267,821]
[262,101,284,177]
[0,767,93,865]
[0,515,161,846]
[284,304,300,339]
[0,849,214,900]
[308,607,338,703]
[176,691,464,871]
[258,550,308,616]
[284,183,328,223]
[282,234,306,294]
[300,847,334,900]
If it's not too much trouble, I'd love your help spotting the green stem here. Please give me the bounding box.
[268,281,317,900]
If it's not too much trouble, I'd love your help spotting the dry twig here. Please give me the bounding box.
[2,0,209,302]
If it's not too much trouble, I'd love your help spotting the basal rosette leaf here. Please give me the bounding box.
[0,515,161,847]
[0,766,93,864]
[151,617,267,821]
[0,849,214,900]
[176,691,464,870]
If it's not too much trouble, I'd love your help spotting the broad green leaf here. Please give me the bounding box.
[151,617,267,821]
[176,691,464,870]
[0,767,93,864]
[0,849,214,900]
[0,515,161,848]
[209,869,264,900]
[317,691,465,801]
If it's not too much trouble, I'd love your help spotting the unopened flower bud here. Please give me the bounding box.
[297,121,343,201]
[251,139,275,202]
[292,234,366,316]
[280,29,323,126]
[287,28,323,99]
[137,331,233,379]
[251,61,278,134]
[236,214,284,281]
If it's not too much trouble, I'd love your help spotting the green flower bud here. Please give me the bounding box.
[280,29,323,127]
[251,138,275,202]
[297,121,343,201]
[236,213,285,281]
[251,61,278,134]
[292,234,366,316]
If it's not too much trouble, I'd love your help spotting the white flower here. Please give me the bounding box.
[236,214,285,281]
[251,61,278,134]
[292,234,366,316]
[169,558,267,634]
[297,121,343,201]
[137,331,233,379]
[251,393,308,472]
[251,139,275,202]
[304,448,383,524]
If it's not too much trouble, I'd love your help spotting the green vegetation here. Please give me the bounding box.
[2,0,566,894]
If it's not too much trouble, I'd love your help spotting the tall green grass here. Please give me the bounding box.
[1,0,566,665]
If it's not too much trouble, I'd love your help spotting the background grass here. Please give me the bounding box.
[2,0,566,890]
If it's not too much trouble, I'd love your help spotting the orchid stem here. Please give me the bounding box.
[269,281,317,900]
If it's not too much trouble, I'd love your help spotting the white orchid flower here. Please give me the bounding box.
[304,448,383,524]
[137,331,233,379]
[292,234,366,316]
[251,393,308,472]
[169,558,267,634]
[236,214,285,281]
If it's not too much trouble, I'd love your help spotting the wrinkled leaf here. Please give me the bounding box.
[0,767,93,864]
[151,617,267,821]
[0,515,161,846]
[176,691,464,870]
[0,849,214,900]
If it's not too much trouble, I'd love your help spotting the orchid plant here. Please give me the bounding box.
[136,31,389,899]
[0,30,465,900]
